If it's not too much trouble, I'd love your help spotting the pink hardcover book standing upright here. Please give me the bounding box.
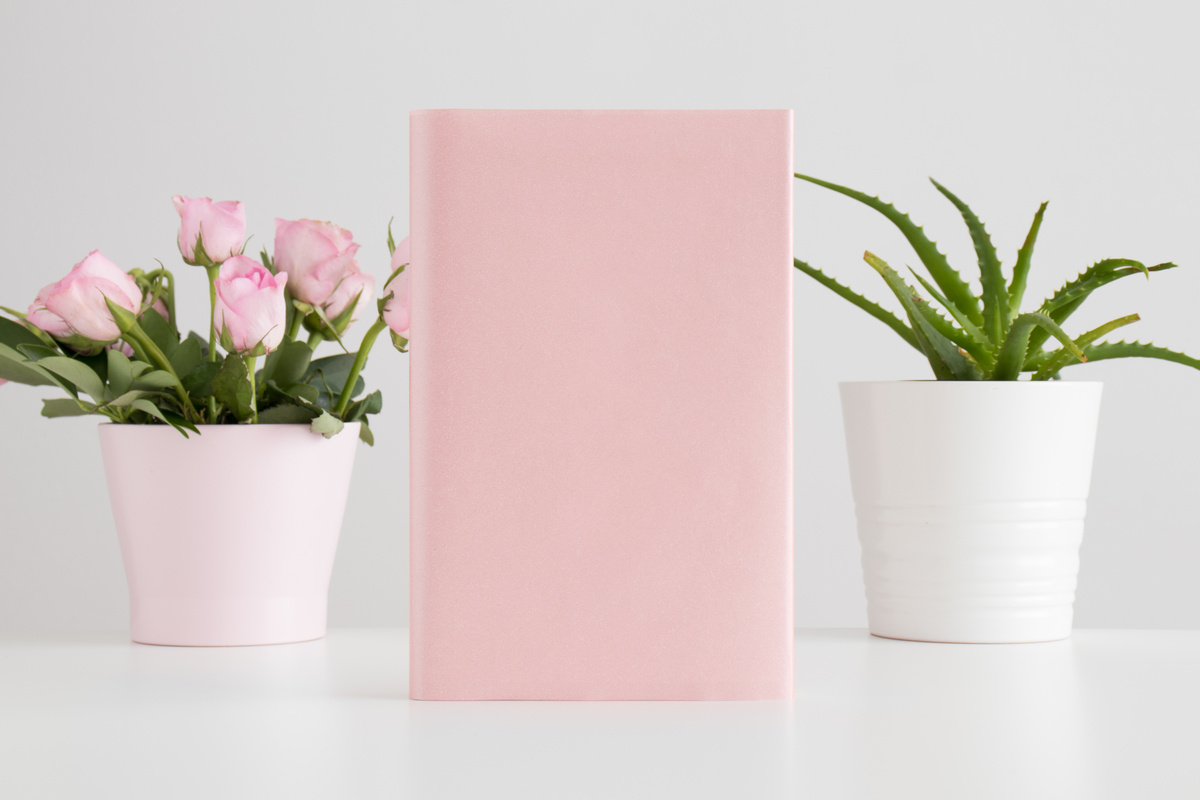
[410,109,793,700]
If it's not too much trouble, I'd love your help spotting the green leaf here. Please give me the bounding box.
[0,316,45,351]
[106,389,160,408]
[992,312,1086,380]
[107,348,135,397]
[139,308,178,357]
[186,330,210,359]
[257,404,318,424]
[358,420,374,446]
[1027,260,1174,354]
[0,343,64,387]
[1060,339,1200,373]
[795,173,983,327]
[1008,201,1048,320]
[131,370,178,390]
[130,398,192,437]
[304,353,364,406]
[276,381,320,404]
[15,343,60,361]
[907,268,995,371]
[260,247,275,274]
[343,389,382,422]
[863,252,981,380]
[929,179,1007,344]
[36,356,107,400]
[793,258,920,352]
[310,409,344,439]
[41,398,96,418]
[390,330,409,353]
[181,360,221,399]
[263,341,312,387]
[210,354,254,422]
[1032,314,1142,380]
[387,218,397,257]
[169,336,203,380]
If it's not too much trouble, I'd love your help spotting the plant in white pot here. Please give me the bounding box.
[0,198,412,646]
[794,173,1199,643]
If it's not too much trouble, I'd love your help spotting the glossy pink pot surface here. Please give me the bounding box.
[99,423,359,646]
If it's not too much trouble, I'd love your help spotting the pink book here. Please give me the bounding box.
[409,109,793,700]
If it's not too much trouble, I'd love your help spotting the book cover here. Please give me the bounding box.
[410,109,793,700]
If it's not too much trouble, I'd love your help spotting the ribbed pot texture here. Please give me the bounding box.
[840,382,1103,644]
[99,423,359,646]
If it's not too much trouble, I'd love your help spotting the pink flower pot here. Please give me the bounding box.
[99,423,360,646]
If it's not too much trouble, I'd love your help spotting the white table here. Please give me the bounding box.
[2,629,1197,799]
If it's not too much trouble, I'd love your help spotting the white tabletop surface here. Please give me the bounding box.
[2,628,1197,799]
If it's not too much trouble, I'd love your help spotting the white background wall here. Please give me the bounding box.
[1,0,1196,632]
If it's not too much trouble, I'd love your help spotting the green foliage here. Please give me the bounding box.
[794,174,1199,380]
[3,215,410,442]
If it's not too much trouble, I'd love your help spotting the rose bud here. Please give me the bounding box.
[382,236,410,349]
[26,251,142,350]
[213,255,289,356]
[321,261,376,325]
[273,218,360,307]
[173,196,246,266]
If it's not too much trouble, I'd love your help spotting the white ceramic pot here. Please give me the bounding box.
[840,381,1103,643]
[99,423,359,646]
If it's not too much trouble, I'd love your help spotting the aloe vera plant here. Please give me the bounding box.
[794,173,1200,380]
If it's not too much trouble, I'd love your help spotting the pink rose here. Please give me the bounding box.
[382,236,410,341]
[273,218,360,307]
[27,251,141,344]
[213,255,288,355]
[173,196,246,265]
[321,261,376,322]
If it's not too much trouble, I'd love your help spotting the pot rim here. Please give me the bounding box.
[838,379,1103,387]
[96,420,362,435]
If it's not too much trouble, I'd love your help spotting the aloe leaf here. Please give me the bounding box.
[1028,260,1175,353]
[795,173,984,327]
[992,312,1085,380]
[929,179,1007,344]
[1031,314,1142,380]
[1008,201,1048,320]
[863,252,981,380]
[793,259,920,352]
[907,268,996,371]
[1057,339,1200,373]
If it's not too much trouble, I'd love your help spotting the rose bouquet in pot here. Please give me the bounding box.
[0,196,413,646]
[794,174,1199,644]
[0,196,412,445]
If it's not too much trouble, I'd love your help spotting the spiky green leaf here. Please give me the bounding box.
[907,268,996,371]
[793,259,919,351]
[795,173,983,327]
[929,179,1007,344]
[992,312,1085,380]
[1028,260,1175,353]
[1058,340,1200,373]
[1031,314,1142,380]
[863,251,981,380]
[1008,201,1048,320]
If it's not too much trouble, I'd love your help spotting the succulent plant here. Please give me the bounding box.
[793,173,1200,380]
